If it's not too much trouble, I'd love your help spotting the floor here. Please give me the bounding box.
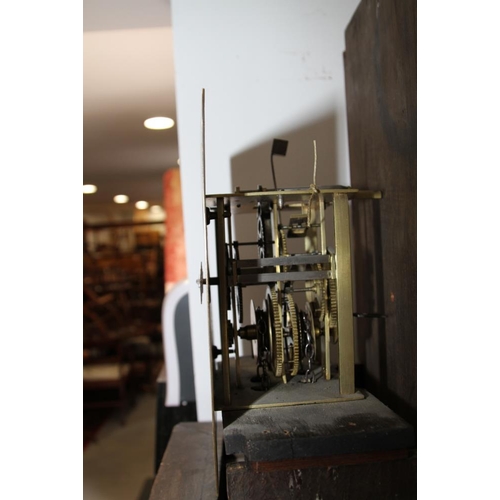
[83,393,156,500]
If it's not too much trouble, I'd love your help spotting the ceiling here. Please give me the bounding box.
[83,0,176,218]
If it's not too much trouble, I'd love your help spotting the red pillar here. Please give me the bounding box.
[163,168,187,292]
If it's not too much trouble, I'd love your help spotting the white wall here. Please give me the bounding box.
[171,0,360,421]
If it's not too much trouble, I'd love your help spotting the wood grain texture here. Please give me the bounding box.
[150,422,223,500]
[344,0,417,429]
[250,448,409,473]
[223,390,414,462]
[227,452,416,500]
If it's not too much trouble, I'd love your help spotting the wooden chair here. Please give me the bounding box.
[83,285,134,422]
[83,248,164,422]
[83,345,132,423]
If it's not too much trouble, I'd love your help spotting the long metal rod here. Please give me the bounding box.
[237,254,330,268]
[238,270,330,285]
[285,286,318,293]
[206,188,366,198]
[234,241,265,246]
[281,223,322,229]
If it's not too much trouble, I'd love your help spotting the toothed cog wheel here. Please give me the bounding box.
[283,293,300,376]
[328,278,338,343]
[265,287,284,377]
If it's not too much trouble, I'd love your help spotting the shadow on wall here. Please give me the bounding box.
[229,112,345,360]
[230,112,344,264]
[230,113,342,194]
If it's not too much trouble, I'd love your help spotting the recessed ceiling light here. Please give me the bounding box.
[144,117,175,130]
[113,194,129,204]
[83,184,97,194]
[135,201,149,210]
[150,205,163,214]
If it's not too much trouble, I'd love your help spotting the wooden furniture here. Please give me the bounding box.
[344,0,417,429]
[150,398,415,500]
[83,359,131,418]
[222,390,415,499]
[83,328,133,420]
[220,1,418,497]
[151,1,417,497]
[226,452,416,499]
[83,241,165,399]
[83,284,159,417]
[154,366,197,473]
[150,422,223,500]
[83,221,165,326]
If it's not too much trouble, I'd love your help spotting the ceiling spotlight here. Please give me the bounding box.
[144,117,175,130]
[113,194,129,204]
[135,201,149,210]
[83,184,97,194]
[150,205,163,214]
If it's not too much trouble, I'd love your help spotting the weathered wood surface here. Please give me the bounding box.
[154,369,197,472]
[223,390,414,462]
[344,0,417,429]
[215,356,363,412]
[226,452,416,500]
[250,448,409,473]
[150,422,223,500]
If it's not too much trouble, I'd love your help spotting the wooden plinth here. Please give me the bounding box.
[223,388,415,499]
[226,451,416,500]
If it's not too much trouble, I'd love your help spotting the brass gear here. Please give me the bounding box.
[318,278,327,325]
[305,263,328,327]
[328,278,338,336]
[283,293,300,376]
[265,287,284,377]
[279,229,290,271]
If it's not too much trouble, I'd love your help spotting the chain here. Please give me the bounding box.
[301,330,316,384]
[256,348,270,391]
[255,310,271,390]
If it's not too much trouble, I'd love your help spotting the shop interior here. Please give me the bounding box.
[83,1,416,499]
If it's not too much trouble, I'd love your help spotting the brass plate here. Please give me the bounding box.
[205,188,381,213]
